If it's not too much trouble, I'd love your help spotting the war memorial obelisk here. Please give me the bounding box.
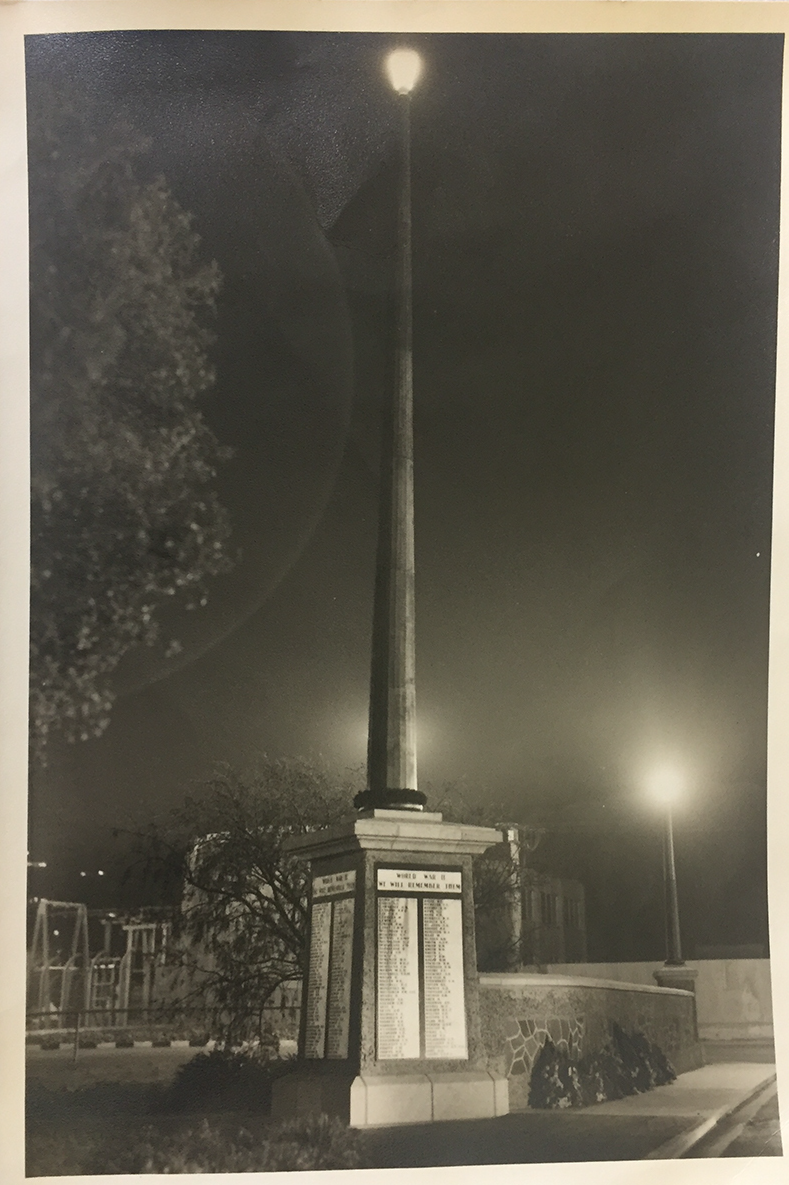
[272,49,508,1127]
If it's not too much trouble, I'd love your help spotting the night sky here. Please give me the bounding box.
[26,31,781,959]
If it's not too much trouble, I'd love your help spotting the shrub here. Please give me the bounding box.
[608,1023,674,1094]
[576,1042,632,1105]
[93,1114,366,1173]
[27,1128,100,1178]
[528,1039,583,1109]
[529,1025,676,1109]
[615,1024,675,1089]
[160,1048,295,1115]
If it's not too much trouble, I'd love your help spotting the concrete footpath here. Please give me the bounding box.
[361,1063,780,1166]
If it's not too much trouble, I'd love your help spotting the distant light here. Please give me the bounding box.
[53,929,60,937]
[97,870,104,876]
[80,870,87,877]
[385,48,423,94]
[645,767,684,806]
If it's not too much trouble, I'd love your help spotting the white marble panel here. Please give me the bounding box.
[377,896,420,1059]
[326,895,355,1059]
[423,896,468,1059]
[304,899,331,1058]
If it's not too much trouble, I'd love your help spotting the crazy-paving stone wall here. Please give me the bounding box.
[478,973,703,1111]
[504,1014,586,1080]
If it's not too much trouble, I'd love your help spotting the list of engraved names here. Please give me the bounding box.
[422,896,467,1059]
[304,869,356,1060]
[375,867,467,1061]
[304,899,331,1058]
[376,896,420,1059]
[326,896,354,1059]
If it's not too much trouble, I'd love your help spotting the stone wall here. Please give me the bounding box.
[546,960,774,1043]
[478,972,702,1111]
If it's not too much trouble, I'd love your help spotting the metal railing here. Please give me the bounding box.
[26,997,303,1048]
[26,1005,212,1033]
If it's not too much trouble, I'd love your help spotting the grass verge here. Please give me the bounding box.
[26,1052,366,1174]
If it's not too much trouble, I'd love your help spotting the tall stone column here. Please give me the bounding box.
[355,80,423,812]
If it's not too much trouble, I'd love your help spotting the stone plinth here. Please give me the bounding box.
[271,810,509,1127]
[653,964,699,996]
[653,965,700,1044]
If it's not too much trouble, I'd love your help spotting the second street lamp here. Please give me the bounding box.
[646,767,685,966]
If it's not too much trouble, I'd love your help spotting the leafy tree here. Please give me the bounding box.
[27,83,231,756]
[127,760,357,1048]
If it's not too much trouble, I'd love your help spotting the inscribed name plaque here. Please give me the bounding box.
[422,896,468,1059]
[376,896,420,1059]
[304,870,356,1060]
[376,867,467,1062]
[304,900,331,1058]
[326,897,354,1059]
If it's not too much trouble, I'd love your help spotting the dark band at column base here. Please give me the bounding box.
[353,787,427,811]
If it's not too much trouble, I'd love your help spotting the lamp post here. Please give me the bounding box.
[356,48,425,812]
[646,768,685,966]
[662,800,683,965]
[646,767,700,1000]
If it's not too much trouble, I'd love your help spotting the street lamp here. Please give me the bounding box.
[356,48,425,812]
[646,767,685,966]
[385,47,423,94]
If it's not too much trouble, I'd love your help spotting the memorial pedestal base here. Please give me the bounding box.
[270,1066,357,1124]
[272,1067,509,1128]
[351,1069,509,1127]
[653,964,699,995]
[271,810,509,1128]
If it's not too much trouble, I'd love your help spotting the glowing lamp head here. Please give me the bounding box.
[646,767,684,807]
[385,48,423,94]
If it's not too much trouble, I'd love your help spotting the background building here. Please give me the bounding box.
[473,829,588,970]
